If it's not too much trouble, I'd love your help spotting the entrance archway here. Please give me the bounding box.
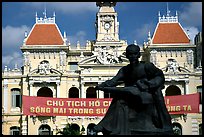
[37,87,53,97]
[165,85,181,96]
[70,123,80,132]
[87,123,97,135]
[86,87,97,98]
[172,122,182,135]
[69,87,79,98]
[38,124,52,135]
[10,126,20,135]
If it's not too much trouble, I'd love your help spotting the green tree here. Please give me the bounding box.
[57,123,82,135]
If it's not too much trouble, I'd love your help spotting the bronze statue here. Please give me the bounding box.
[94,44,173,135]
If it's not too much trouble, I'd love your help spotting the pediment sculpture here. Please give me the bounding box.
[38,60,51,75]
[94,46,123,64]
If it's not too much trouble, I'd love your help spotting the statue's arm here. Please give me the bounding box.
[96,67,125,88]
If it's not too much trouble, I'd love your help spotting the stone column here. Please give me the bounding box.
[3,79,8,113]
[150,50,157,66]
[98,90,104,98]
[97,82,104,98]
[56,82,60,98]
[115,15,118,33]
[98,15,100,33]
[21,116,28,135]
[80,82,86,98]
[29,82,34,96]
[184,80,189,95]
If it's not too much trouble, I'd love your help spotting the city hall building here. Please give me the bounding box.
[2,2,202,135]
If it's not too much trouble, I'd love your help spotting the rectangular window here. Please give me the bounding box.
[16,95,21,107]
[10,127,20,135]
[69,62,78,71]
[12,93,16,107]
[13,131,20,135]
[11,89,21,108]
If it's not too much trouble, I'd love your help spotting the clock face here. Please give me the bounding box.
[104,22,111,30]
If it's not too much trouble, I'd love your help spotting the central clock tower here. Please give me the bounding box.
[95,2,119,41]
[92,2,127,64]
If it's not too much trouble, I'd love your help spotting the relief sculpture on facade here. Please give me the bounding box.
[38,60,51,75]
[94,46,122,64]
[166,59,181,74]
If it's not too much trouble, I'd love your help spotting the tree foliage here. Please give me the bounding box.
[57,123,82,135]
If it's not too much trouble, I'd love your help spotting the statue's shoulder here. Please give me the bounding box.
[140,61,146,64]
[122,64,132,73]
[139,61,152,68]
[143,62,154,67]
[143,62,159,73]
[144,62,164,77]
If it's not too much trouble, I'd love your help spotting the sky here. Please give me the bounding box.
[2,2,202,70]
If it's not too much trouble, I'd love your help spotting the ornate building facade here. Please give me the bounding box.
[2,2,202,135]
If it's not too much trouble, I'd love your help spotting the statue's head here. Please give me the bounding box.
[125,44,141,64]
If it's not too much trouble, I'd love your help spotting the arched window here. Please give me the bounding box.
[10,126,20,135]
[197,85,202,104]
[172,122,182,135]
[61,123,81,135]
[165,85,181,96]
[69,87,79,98]
[38,124,52,135]
[86,87,97,98]
[70,123,80,133]
[36,88,53,128]
[199,124,202,135]
[11,88,21,108]
[87,123,97,135]
[37,87,53,97]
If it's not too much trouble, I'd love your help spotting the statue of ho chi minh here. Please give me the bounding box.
[94,44,174,135]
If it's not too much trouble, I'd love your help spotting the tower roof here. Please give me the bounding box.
[151,11,190,44]
[25,12,64,45]
[26,24,64,45]
[152,23,190,44]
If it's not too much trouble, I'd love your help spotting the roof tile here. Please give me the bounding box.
[26,24,64,45]
[152,23,190,44]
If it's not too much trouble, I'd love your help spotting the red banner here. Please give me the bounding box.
[164,93,200,114]
[23,93,200,116]
[23,96,112,116]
